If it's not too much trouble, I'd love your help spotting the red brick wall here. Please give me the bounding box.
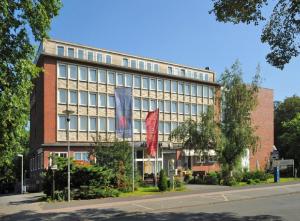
[250,88,274,171]
[43,57,57,144]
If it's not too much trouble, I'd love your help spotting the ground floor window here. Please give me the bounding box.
[74,152,89,161]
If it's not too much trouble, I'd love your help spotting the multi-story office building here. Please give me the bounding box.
[29,39,220,189]
[29,39,273,190]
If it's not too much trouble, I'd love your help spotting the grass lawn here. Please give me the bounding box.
[119,186,186,198]
[235,177,300,187]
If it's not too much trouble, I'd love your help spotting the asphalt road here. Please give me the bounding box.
[1,183,300,220]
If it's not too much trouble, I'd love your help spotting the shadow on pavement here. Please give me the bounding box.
[1,208,283,221]
[8,195,44,206]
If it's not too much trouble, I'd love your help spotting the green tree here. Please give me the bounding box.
[158,169,168,192]
[274,96,300,158]
[210,0,300,69]
[0,0,62,191]
[169,106,222,168]
[219,61,260,178]
[279,113,300,168]
[92,138,133,191]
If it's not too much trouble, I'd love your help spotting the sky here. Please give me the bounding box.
[48,0,299,101]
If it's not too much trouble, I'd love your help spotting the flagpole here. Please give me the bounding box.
[131,88,134,192]
[155,109,160,187]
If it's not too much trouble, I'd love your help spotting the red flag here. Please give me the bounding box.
[146,109,159,157]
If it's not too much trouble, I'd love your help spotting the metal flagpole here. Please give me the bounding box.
[131,88,134,192]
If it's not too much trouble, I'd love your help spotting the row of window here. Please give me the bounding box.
[57,45,112,64]
[58,89,210,114]
[58,64,215,97]
[57,46,211,81]
[58,115,188,134]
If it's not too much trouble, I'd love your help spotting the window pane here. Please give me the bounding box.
[171,122,177,131]
[158,100,164,112]
[75,152,81,160]
[70,91,78,105]
[142,120,146,133]
[204,74,209,81]
[147,62,152,71]
[68,48,75,57]
[150,99,156,111]
[79,116,88,131]
[171,101,177,113]
[203,104,208,113]
[125,74,132,87]
[58,64,67,78]
[142,99,149,111]
[89,69,97,82]
[159,121,164,134]
[154,64,159,72]
[171,81,177,93]
[142,77,149,90]
[191,84,197,96]
[108,118,115,132]
[164,122,171,134]
[97,53,102,62]
[58,89,67,104]
[117,73,124,86]
[179,102,184,114]
[164,80,171,92]
[178,82,184,94]
[88,51,93,61]
[58,116,66,130]
[89,117,97,131]
[203,86,208,97]
[180,69,185,77]
[79,91,88,106]
[99,117,106,131]
[57,46,64,56]
[209,87,214,98]
[79,67,87,81]
[89,93,97,106]
[134,97,141,110]
[174,68,179,76]
[131,60,137,68]
[164,101,170,113]
[185,84,190,95]
[197,85,203,97]
[139,61,144,70]
[186,70,191,78]
[70,116,77,130]
[78,49,84,59]
[185,103,190,115]
[106,55,112,64]
[150,79,156,90]
[108,71,115,85]
[134,120,141,133]
[99,94,106,107]
[197,104,203,115]
[167,67,173,75]
[108,95,115,108]
[69,65,77,80]
[157,79,163,91]
[134,76,141,88]
[82,152,89,161]
[123,58,129,67]
[191,104,197,115]
[99,69,106,83]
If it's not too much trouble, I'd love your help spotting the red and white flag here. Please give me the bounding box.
[146,109,159,157]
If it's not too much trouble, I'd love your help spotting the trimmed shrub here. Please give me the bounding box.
[204,172,219,185]
[158,170,168,192]
[223,176,237,186]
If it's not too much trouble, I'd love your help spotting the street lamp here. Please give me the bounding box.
[17,154,23,194]
[51,164,58,200]
[63,109,74,202]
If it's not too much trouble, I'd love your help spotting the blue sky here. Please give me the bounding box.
[48,0,299,101]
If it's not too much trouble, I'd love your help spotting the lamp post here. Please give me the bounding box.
[51,164,57,200]
[63,109,74,202]
[17,154,23,194]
